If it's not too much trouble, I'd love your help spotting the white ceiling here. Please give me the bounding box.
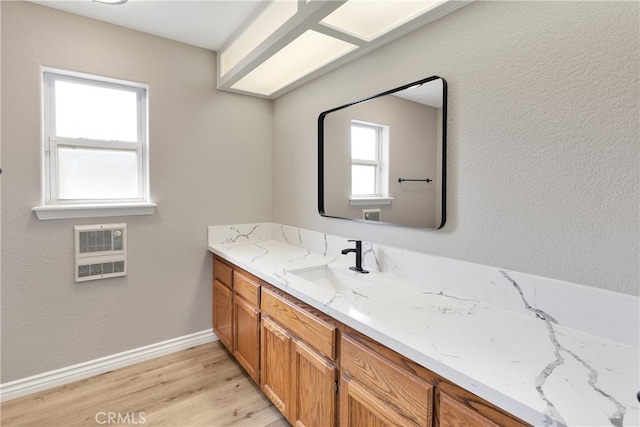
[393,79,443,108]
[26,0,264,51]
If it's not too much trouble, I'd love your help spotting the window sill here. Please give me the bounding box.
[349,197,393,206]
[33,203,157,221]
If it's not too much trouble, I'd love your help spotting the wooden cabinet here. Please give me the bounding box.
[292,339,338,427]
[261,286,339,427]
[212,257,234,352]
[342,328,527,427]
[260,316,292,418]
[232,271,261,383]
[233,294,260,382]
[435,383,526,427]
[261,286,337,360]
[212,278,233,352]
[213,256,529,427]
[213,257,233,288]
[340,374,413,427]
[438,391,499,427]
[341,333,433,426]
[212,257,261,384]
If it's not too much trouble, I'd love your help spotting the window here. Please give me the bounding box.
[34,69,154,220]
[350,121,390,204]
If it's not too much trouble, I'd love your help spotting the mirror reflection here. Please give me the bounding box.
[318,76,447,229]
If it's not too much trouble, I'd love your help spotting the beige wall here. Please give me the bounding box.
[1,2,272,382]
[273,1,639,295]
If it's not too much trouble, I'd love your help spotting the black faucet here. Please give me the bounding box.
[341,240,369,274]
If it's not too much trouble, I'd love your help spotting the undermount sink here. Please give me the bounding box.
[288,265,374,293]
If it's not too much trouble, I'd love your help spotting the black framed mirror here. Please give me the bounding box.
[318,76,447,229]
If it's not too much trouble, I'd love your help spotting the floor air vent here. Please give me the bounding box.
[75,224,127,282]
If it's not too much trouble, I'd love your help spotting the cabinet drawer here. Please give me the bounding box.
[439,391,502,427]
[234,271,261,306]
[437,383,528,427]
[341,334,433,426]
[261,287,337,361]
[213,257,233,288]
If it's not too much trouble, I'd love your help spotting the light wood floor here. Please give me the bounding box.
[1,341,289,427]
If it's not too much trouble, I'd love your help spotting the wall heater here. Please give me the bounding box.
[74,223,127,282]
[362,209,381,222]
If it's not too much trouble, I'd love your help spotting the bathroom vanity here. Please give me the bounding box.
[213,255,524,426]
[208,223,639,427]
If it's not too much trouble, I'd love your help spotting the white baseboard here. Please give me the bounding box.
[0,329,218,402]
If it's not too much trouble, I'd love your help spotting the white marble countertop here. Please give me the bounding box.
[208,237,639,427]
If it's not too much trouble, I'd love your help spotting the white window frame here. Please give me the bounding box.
[34,68,155,220]
[349,120,392,205]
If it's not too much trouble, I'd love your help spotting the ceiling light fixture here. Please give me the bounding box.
[217,0,470,99]
[320,1,439,42]
[92,0,128,5]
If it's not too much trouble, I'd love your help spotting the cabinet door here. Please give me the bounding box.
[438,391,499,427]
[292,339,338,427]
[340,374,417,427]
[213,279,233,352]
[260,316,293,422]
[341,334,432,426]
[233,296,260,383]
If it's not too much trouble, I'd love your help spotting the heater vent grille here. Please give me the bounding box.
[362,209,381,222]
[75,224,127,282]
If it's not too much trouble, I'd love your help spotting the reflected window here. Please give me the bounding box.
[351,121,388,197]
